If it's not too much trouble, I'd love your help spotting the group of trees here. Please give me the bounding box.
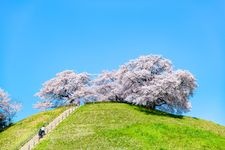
[0,88,21,130]
[35,55,197,114]
[0,55,197,130]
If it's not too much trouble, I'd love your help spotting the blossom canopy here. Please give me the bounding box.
[35,55,197,114]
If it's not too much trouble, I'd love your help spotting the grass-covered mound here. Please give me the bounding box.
[0,106,67,150]
[34,103,225,150]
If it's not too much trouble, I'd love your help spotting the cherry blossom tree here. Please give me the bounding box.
[92,71,121,102]
[35,55,197,114]
[123,70,196,113]
[35,70,90,109]
[0,88,21,129]
[92,55,197,114]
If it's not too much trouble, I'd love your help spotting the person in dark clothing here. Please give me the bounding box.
[38,125,45,139]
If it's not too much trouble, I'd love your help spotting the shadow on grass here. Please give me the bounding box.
[192,117,199,120]
[86,101,184,119]
[134,105,184,119]
[0,123,15,132]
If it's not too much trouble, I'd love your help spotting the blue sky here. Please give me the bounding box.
[0,0,225,125]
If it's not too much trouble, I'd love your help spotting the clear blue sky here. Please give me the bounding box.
[0,0,224,125]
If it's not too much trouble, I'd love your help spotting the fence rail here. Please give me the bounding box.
[20,107,77,150]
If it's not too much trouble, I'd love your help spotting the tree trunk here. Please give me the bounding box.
[146,101,156,110]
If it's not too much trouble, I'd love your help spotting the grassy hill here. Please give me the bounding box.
[0,106,67,150]
[32,103,225,150]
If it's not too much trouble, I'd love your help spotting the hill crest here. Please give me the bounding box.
[34,103,225,150]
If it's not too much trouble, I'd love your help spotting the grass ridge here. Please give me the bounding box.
[33,103,225,150]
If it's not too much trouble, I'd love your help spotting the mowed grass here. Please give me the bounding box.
[34,103,225,150]
[0,106,67,150]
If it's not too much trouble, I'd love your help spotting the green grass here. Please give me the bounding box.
[34,103,225,150]
[0,106,67,150]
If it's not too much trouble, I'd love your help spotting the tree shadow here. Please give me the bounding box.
[134,105,184,119]
[85,101,184,119]
[0,123,15,132]
[191,117,199,120]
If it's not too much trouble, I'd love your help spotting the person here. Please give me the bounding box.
[38,125,46,139]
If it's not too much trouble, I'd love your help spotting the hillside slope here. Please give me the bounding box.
[0,106,67,150]
[34,103,225,150]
